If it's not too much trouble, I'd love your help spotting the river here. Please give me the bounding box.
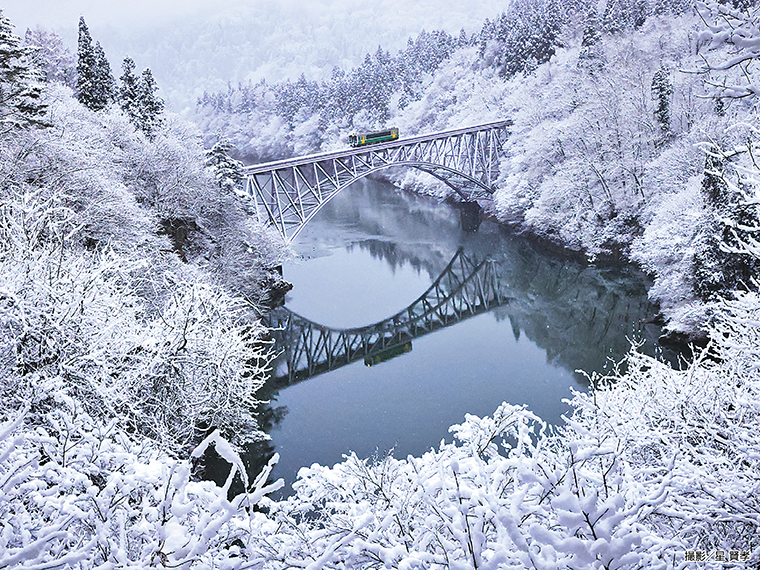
[232,177,673,497]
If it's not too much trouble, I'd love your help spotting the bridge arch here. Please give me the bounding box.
[243,121,510,243]
[278,160,494,241]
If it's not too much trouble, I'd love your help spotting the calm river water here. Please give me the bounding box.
[236,177,671,497]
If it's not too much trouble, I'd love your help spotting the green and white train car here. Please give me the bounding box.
[348,127,399,147]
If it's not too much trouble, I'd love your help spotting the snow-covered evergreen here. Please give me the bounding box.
[0,10,47,131]
[206,138,245,193]
[76,17,115,112]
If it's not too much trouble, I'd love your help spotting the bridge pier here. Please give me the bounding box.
[457,201,482,232]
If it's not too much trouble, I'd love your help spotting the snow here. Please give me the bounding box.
[2,1,760,567]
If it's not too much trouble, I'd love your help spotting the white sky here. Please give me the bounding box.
[5,0,506,35]
[4,0,242,32]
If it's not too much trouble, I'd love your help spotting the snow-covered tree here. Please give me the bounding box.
[601,0,649,33]
[118,57,164,138]
[484,0,566,77]
[23,27,76,88]
[652,66,674,138]
[685,1,760,300]
[0,11,47,131]
[135,68,164,137]
[0,78,288,449]
[650,0,692,16]
[695,0,760,100]
[205,138,244,193]
[76,17,114,111]
[275,73,323,126]
[94,41,115,102]
[119,56,139,120]
[395,29,458,109]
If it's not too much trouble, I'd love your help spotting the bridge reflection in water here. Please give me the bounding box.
[265,235,669,390]
[266,249,511,387]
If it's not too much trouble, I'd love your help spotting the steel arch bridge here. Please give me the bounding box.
[265,248,511,387]
[243,120,511,243]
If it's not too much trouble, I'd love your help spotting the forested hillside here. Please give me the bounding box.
[0,8,294,451]
[195,0,755,339]
[1,1,759,567]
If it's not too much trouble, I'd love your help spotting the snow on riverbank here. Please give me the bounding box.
[3,289,758,566]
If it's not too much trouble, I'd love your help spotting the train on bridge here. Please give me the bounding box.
[245,120,509,242]
[348,127,399,147]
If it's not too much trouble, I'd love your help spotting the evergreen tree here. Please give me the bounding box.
[489,0,565,78]
[93,41,115,106]
[650,0,691,16]
[135,68,164,138]
[76,17,98,108]
[578,10,604,70]
[276,73,324,126]
[581,12,602,49]
[601,0,649,34]
[364,47,394,123]
[694,152,760,300]
[0,11,47,131]
[205,139,244,193]
[651,67,673,138]
[76,17,114,111]
[119,56,140,123]
[323,66,349,124]
[457,28,468,47]
[117,57,164,138]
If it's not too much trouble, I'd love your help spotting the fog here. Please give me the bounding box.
[7,0,507,112]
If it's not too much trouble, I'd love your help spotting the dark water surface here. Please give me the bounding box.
[239,178,670,497]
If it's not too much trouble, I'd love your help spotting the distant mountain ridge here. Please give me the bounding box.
[29,0,505,112]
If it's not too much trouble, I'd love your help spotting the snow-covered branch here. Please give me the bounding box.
[695,1,760,99]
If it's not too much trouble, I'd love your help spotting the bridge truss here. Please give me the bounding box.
[243,121,510,242]
[266,249,511,387]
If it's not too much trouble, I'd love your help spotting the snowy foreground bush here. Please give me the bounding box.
[2,291,758,568]
[0,395,282,568]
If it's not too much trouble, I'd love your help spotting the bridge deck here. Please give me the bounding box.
[242,120,512,174]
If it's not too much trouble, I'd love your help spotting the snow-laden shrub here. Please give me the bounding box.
[254,404,667,569]
[0,396,281,569]
[0,245,271,452]
[631,174,711,333]
[0,86,163,256]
